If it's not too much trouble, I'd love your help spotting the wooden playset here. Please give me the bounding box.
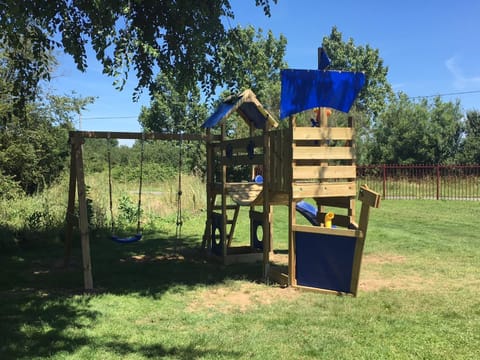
[200,48,380,295]
[65,48,380,296]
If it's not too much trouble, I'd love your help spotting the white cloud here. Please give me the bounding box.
[445,56,480,89]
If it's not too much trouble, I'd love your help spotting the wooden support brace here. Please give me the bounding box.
[350,185,381,296]
[72,136,93,290]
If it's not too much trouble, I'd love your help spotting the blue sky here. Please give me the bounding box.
[50,0,480,134]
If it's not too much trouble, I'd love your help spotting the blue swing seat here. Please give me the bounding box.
[111,234,142,244]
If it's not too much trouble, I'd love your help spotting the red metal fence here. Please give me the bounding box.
[357,165,480,200]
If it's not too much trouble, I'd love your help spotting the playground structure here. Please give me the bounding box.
[200,48,380,295]
[200,89,380,295]
[65,48,380,296]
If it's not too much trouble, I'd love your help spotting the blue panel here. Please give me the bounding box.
[295,231,356,293]
[201,102,236,128]
[280,69,366,119]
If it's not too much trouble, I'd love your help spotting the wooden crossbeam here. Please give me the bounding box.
[69,130,219,142]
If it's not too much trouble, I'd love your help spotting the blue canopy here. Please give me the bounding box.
[201,89,278,129]
[202,101,236,129]
[280,69,366,119]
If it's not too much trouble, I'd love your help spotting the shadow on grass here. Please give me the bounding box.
[0,292,96,359]
[0,226,262,359]
[101,340,242,359]
[89,232,262,295]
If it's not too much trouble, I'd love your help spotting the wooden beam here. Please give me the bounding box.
[358,184,381,208]
[293,146,354,160]
[69,130,219,142]
[72,136,93,290]
[293,165,356,180]
[350,185,381,296]
[293,127,354,141]
[292,182,356,198]
[220,154,264,166]
[292,224,362,238]
[64,142,77,267]
[219,136,264,151]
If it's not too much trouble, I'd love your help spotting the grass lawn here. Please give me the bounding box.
[1,200,479,359]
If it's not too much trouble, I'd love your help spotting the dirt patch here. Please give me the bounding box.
[360,253,436,292]
[359,272,435,292]
[362,253,407,265]
[188,282,299,314]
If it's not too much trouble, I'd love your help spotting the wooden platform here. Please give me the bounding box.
[225,182,263,206]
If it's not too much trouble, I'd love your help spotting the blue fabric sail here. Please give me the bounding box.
[280,69,366,119]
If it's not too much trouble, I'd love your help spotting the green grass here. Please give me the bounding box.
[1,200,479,359]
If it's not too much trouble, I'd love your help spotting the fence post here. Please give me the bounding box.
[436,164,440,200]
[383,164,387,199]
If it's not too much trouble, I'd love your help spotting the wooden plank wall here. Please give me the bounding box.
[269,129,291,194]
[291,123,356,199]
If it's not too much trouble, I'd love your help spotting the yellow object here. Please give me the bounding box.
[324,212,335,228]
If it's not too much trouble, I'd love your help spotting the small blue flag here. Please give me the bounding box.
[318,47,331,70]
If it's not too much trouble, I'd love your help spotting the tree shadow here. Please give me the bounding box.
[0,291,96,359]
[88,233,263,296]
[101,340,242,359]
[0,226,263,359]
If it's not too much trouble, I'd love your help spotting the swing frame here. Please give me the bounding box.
[64,131,215,290]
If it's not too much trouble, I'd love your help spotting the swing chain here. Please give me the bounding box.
[175,132,184,239]
[107,132,116,234]
[136,133,145,234]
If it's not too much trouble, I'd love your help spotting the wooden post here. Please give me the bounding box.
[202,128,214,250]
[350,185,381,295]
[262,121,271,280]
[288,116,296,286]
[348,116,356,223]
[220,123,228,261]
[64,141,77,267]
[72,135,93,290]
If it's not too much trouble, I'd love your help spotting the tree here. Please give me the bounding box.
[458,110,480,164]
[322,26,393,119]
[139,73,207,135]
[0,31,95,195]
[0,91,94,195]
[138,25,287,172]
[0,0,278,107]
[321,27,393,164]
[138,73,208,173]
[218,25,287,116]
[0,36,55,123]
[369,93,463,164]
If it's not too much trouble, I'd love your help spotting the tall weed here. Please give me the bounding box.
[0,169,207,249]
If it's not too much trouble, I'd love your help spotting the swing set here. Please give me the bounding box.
[64,131,210,289]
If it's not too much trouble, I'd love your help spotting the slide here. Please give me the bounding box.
[296,201,320,226]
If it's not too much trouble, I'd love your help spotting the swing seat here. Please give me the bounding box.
[111,234,142,244]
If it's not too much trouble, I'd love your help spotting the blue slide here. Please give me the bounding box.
[296,201,320,226]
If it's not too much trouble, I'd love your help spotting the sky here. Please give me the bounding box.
[50,0,480,137]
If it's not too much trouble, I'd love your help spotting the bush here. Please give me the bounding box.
[0,172,23,200]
